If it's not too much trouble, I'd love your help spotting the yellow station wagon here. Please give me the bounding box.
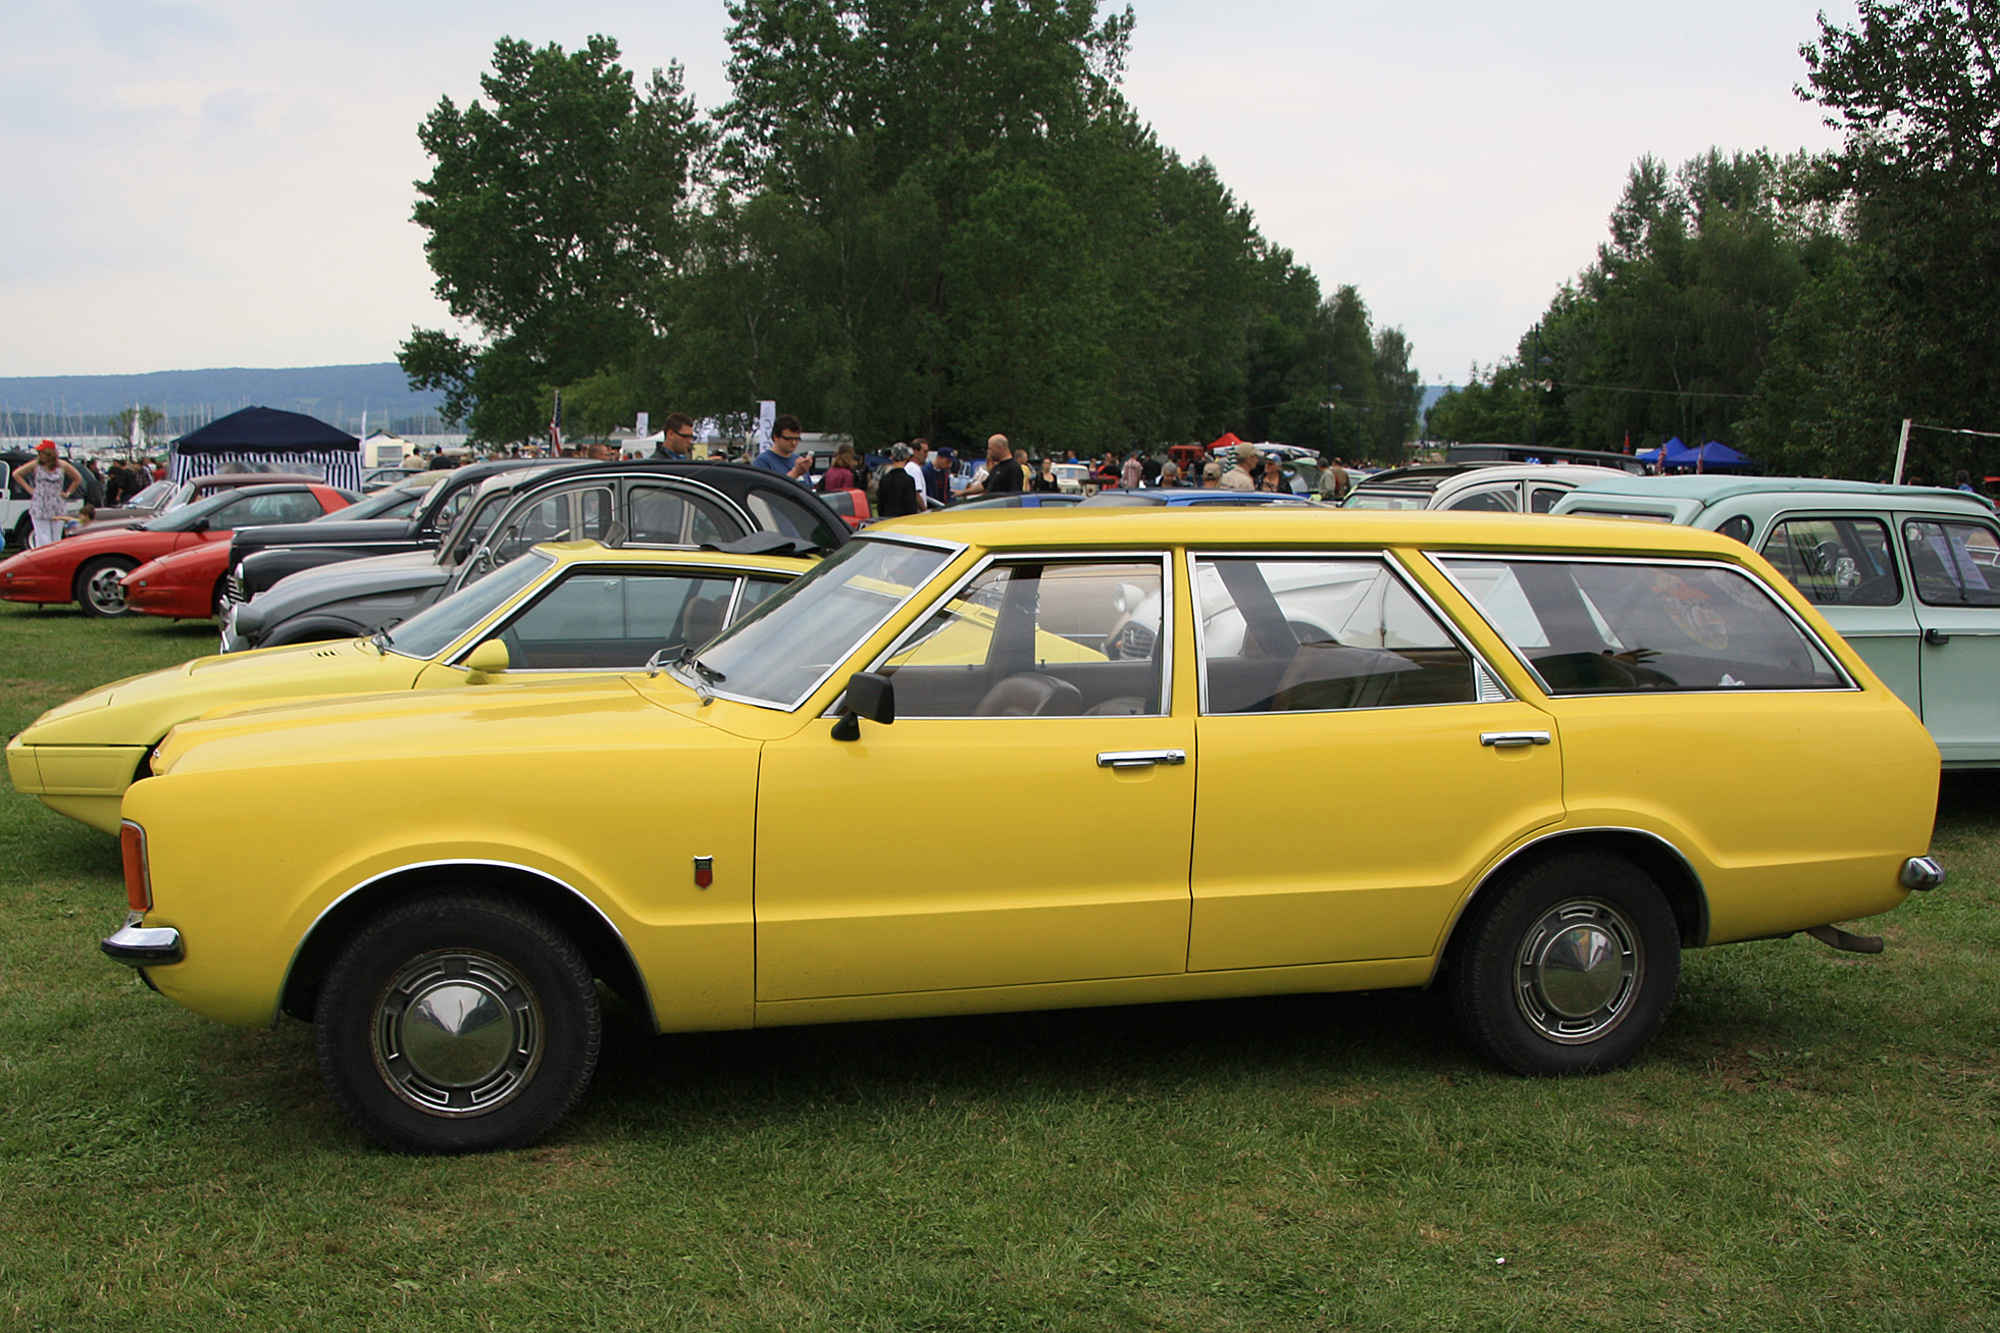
[105,510,1944,1153]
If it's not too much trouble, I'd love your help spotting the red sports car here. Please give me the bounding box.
[0,483,351,617]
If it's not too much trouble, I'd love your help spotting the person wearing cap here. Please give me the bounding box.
[11,443,83,549]
[1200,461,1223,489]
[922,441,954,508]
[1219,442,1257,491]
[877,443,925,517]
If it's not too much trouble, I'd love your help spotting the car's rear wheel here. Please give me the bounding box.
[314,892,601,1154]
[74,556,139,617]
[1451,851,1679,1076]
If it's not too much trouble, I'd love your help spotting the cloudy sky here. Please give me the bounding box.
[1,0,1856,385]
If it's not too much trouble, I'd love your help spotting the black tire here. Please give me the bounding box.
[74,555,139,617]
[314,892,601,1154]
[1451,851,1679,1076]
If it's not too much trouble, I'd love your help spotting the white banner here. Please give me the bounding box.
[754,400,776,450]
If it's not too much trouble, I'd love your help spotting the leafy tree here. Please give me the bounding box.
[1744,0,2000,479]
[109,406,164,453]
[399,36,709,440]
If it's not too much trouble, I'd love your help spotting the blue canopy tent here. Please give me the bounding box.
[170,406,361,492]
[1691,440,1757,471]
[1637,436,1693,467]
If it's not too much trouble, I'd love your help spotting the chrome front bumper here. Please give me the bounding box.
[102,915,183,966]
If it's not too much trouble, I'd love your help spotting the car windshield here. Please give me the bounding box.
[686,538,955,709]
[330,487,423,522]
[125,480,174,509]
[382,550,553,660]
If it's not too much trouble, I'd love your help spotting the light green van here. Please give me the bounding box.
[1552,475,2000,768]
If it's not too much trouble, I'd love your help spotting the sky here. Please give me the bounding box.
[0,0,1858,386]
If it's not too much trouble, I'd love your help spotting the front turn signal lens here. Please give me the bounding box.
[121,820,152,912]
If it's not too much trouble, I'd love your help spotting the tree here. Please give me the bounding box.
[399,36,710,441]
[1744,0,2000,479]
[108,406,164,455]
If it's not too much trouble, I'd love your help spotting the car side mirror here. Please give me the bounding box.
[463,638,510,681]
[831,671,895,741]
[188,516,210,533]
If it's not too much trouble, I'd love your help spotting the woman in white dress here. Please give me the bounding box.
[11,441,84,548]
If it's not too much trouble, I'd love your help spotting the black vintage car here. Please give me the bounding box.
[221,460,850,651]
[225,458,569,603]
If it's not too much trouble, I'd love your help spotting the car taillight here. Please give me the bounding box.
[121,820,152,912]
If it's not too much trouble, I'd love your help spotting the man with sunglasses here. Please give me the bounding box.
[753,414,814,484]
[652,412,697,459]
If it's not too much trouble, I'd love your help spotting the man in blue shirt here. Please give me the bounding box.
[753,414,813,484]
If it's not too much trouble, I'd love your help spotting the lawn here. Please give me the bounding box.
[3,599,1997,1331]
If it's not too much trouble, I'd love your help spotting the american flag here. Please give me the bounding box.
[548,389,564,452]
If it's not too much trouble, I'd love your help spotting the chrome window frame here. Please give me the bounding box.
[698,531,967,713]
[1187,548,1513,717]
[834,547,1177,721]
[1425,550,1860,696]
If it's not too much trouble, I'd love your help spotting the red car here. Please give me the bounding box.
[0,483,351,617]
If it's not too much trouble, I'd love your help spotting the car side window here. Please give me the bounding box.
[1529,485,1567,513]
[1439,556,1845,693]
[876,559,1166,718]
[625,484,735,546]
[745,490,841,552]
[1761,517,1902,607]
[1194,557,1478,714]
[1902,519,2000,607]
[1445,484,1520,513]
[486,487,615,571]
[499,571,742,670]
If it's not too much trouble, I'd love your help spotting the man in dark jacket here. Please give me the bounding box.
[876,443,924,517]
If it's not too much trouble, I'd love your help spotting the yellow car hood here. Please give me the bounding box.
[152,672,709,779]
[16,639,425,748]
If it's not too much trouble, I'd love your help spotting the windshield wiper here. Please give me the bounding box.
[369,619,402,653]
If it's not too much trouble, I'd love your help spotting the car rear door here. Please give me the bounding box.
[1185,552,1564,970]
[1758,511,1922,714]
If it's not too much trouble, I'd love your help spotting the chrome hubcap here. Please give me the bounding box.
[1514,899,1641,1043]
[373,951,541,1116]
[86,567,128,613]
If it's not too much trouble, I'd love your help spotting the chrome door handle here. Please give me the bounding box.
[1096,749,1187,769]
[1480,731,1551,748]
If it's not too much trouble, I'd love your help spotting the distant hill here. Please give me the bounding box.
[0,363,446,438]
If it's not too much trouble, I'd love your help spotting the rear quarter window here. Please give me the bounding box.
[1437,555,1846,694]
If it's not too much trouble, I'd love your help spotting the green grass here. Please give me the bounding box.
[4,599,1999,1330]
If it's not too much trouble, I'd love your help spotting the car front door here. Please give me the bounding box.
[1185,553,1564,970]
[1758,512,1921,713]
[753,554,1194,1000]
[1900,512,2000,765]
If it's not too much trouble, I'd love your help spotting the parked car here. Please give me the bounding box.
[1551,474,2000,767]
[814,487,873,528]
[221,461,851,651]
[106,508,1941,1153]
[83,472,326,530]
[225,459,567,604]
[0,483,354,616]
[121,480,448,621]
[1343,463,1629,513]
[7,543,809,834]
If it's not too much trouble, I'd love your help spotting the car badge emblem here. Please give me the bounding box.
[693,855,713,889]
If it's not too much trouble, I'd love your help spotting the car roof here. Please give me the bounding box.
[192,473,322,489]
[1082,489,1323,507]
[880,505,1767,559]
[1564,473,1997,510]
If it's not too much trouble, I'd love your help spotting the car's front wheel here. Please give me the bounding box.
[74,556,138,617]
[314,892,601,1154]
[1451,851,1680,1076]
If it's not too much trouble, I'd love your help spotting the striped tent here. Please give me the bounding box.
[169,406,362,492]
